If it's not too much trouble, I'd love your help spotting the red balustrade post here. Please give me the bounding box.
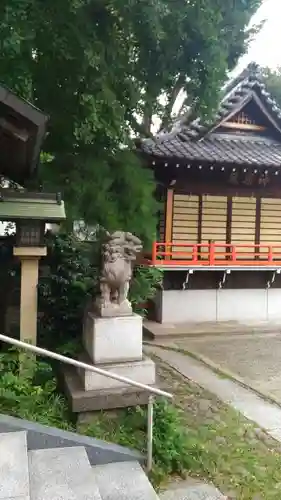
[152,241,157,265]
[268,245,273,263]
[232,244,237,262]
[209,240,215,265]
[192,245,197,264]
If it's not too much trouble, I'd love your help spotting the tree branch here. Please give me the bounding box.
[160,74,185,130]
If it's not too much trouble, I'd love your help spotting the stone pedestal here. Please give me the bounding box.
[62,310,157,414]
[83,313,143,364]
[78,353,155,391]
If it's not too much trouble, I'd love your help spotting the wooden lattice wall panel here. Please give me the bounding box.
[172,194,199,256]
[260,198,281,254]
[201,195,227,259]
[231,196,256,257]
[158,206,165,242]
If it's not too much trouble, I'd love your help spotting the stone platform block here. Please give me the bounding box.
[78,354,155,391]
[60,364,164,413]
[83,312,143,364]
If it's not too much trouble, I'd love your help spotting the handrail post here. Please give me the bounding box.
[147,395,154,473]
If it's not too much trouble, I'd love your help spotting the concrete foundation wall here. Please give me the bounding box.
[157,288,281,324]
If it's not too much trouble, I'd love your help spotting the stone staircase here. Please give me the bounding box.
[1,430,225,500]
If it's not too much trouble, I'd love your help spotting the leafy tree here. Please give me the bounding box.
[262,67,281,107]
[0,0,262,241]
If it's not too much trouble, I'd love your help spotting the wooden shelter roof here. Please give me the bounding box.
[0,85,48,184]
[139,64,281,168]
[0,190,65,222]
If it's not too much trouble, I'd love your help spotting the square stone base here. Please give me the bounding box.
[60,364,161,413]
[78,353,155,391]
[83,312,143,364]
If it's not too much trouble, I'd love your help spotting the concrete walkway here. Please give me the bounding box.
[145,344,281,443]
[172,332,281,401]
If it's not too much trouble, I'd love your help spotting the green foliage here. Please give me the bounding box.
[262,67,281,107]
[0,348,72,429]
[130,265,162,315]
[0,0,261,235]
[38,232,97,349]
[80,399,198,485]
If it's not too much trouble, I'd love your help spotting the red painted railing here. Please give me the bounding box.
[145,241,281,267]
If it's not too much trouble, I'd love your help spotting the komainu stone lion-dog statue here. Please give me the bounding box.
[96,230,142,317]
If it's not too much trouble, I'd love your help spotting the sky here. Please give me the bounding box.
[237,0,281,72]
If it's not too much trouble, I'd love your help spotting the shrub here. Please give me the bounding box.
[38,232,98,349]
[0,348,73,429]
[130,265,162,316]
[80,399,198,486]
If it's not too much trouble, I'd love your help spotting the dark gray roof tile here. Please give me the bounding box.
[139,64,281,168]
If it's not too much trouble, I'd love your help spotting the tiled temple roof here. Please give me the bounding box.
[139,64,281,167]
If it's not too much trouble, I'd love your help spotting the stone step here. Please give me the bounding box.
[159,483,226,500]
[92,461,159,500]
[28,446,101,500]
[0,430,30,500]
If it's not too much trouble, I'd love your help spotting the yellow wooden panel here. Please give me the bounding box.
[201,230,226,236]
[260,198,281,247]
[201,221,227,229]
[233,196,256,203]
[173,221,199,229]
[173,214,199,221]
[173,214,198,224]
[202,195,227,202]
[172,247,197,252]
[232,211,256,219]
[201,209,227,216]
[201,196,227,258]
[172,231,198,240]
[232,219,256,225]
[260,227,281,234]
[202,204,227,210]
[173,203,199,209]
[173,206,199,213]
[231,195,256,253]
[260,220,281,226]
[232,225,255,233]
[262,198,281,205]
[174,194,199,202]
[172,195,199,255]
[173,221,198,230]
[203,214,227,222]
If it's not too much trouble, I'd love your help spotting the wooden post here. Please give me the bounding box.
[165,188,174,260]
[13,247,47,345]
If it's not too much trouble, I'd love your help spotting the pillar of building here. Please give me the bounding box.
[13,247,47,345]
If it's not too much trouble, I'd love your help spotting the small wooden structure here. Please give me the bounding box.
[0,85,65,343]
[138,65,281,323]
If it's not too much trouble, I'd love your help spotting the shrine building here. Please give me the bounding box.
[138,65,281,324]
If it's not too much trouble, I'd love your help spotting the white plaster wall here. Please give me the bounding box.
[267,289,281,321]
[158,288,281,324]
[161,290,216,323]
[217,289,267,322]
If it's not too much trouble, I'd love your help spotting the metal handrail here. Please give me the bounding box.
[0,334,173,472]
[0,334,172,399]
